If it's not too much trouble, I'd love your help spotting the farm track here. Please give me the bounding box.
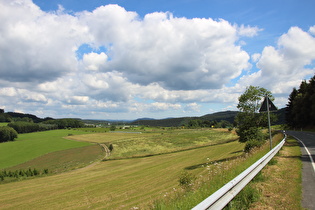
[74,143,110,171]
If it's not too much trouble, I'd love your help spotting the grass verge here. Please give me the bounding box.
[151,133,284,209]
[249,136,302,209]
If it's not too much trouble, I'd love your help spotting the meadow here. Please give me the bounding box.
[67,128,237,159]
[0,129,92,169]
[0,127,285,209]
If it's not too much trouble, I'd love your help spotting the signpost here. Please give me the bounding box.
[259,96,277,150]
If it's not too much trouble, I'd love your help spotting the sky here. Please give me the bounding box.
[0,0,315,120]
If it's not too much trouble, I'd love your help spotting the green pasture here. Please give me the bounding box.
[7,144,104,174]
[68,129,237,159]
[0,129,92,169]
[0,138,245,209]
[0,128,283,209]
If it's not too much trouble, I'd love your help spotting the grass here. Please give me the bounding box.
[249,136,302,209]
[151,133,285,209]
[0,129,92,169]
[0,129,245,209]
[7,144,105,174]
[0,122,8,126]
[67,128,237,159]
[0,128,289,209]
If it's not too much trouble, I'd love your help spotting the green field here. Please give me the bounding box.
[0,128,282,209]
[0,129,92,169]
[0,139,245,209]
[67,129,237,159]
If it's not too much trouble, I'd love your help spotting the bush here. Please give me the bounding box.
[109,144,114,151]
[0,126,18,142]
[244,140,265,153]
[178,171,196,190]
[224,184,260,209]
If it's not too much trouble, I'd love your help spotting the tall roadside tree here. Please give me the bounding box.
[235,86,274,151]
[286,75,315,128]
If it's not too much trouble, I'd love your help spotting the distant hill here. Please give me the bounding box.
[201,111,239,123]
[131,109,286,127]
[6,112,43,122]
[131,111,238,127]
[1,108,286,127]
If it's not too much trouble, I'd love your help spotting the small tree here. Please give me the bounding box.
[109,125,116,131]
[236,86,274,150]
[0,127,18,142]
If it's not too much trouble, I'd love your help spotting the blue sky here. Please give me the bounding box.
[0,0,314,120]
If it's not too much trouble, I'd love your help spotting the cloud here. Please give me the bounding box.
[80,5,255,90]
[0,0,89,83]
[83,52,108,71]
[184,103,201,112]
[241,26,315,95]
[0,1,314,119]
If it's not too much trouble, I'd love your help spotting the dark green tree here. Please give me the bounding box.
[0,126,18,142]
[286,75,315,128]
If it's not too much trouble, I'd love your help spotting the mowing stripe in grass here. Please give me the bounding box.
[0,140,244,209]
[0,129,92,169]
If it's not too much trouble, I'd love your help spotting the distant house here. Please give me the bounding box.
[0,109,4,114]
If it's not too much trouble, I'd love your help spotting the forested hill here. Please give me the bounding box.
[131,111,239,127]
[131,109,286,127]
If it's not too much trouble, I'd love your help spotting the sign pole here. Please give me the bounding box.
[266,96,272,150]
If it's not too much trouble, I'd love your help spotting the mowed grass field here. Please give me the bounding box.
[0,140,245,209]
[0,128,249,209]
[67,129,237,159]
[0,129,92,169]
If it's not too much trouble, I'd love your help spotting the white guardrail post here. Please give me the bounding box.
[193,133,287,210]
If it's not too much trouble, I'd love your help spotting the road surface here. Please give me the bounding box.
[286,131,315,210]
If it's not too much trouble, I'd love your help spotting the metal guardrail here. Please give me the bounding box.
[193,134,286,210]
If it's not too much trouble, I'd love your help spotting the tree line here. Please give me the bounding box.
[185,119,233,129]
[286,75,315,129]
[0,168,49,182]
[0,118,84,143]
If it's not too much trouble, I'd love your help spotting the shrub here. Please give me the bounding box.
[178,171,196,190]
[244,140,265,153]
[0,126,18,142]
[109,144,114,151]
[225,184,260,209]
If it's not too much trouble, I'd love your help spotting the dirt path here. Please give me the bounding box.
[99,143,111,159]
[74,143,110,172]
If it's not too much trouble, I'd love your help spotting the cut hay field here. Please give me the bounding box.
[0,136,245,209]
[67,129,237,159]
[0,129,93,169]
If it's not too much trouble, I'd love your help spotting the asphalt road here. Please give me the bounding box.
[286,130,315,210]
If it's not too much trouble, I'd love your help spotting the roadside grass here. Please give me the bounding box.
[0,129,92,169]
[67,128,237,159]
[249,136,302,209]
[0,132,245,209]
[152,133,284,209]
